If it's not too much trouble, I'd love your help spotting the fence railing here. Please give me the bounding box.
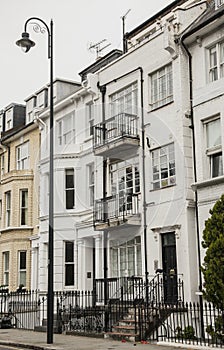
[93,112,139,148]
[94,193,140,225]
[0,289,223,347]
[136,301,224,347]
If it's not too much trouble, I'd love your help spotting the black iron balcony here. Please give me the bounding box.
[93,113,140,159]
[93,192,140,230]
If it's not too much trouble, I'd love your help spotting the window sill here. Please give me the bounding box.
[1,226,33,233]
[148,100,174,113]
[150,183,176,192]
[192,175,224,191]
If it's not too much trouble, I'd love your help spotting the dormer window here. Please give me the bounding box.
[5,109,13,131]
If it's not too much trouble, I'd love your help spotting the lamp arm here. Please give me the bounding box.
[24,17,52,59]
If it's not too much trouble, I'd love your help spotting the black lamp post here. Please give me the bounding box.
[16,18,54,344]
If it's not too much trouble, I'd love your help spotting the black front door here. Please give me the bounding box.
[162,232,178,304]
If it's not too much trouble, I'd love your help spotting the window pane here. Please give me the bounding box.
[65,242,74,262]
[151,64,173,108]
[65,169,75,209]
[152,143,175,189]
[19,271,26,286]
[212,153,223,177]
[65,264,74,286]
[206,119,221,148]
[20,252,26,269]
[66,190,74,209]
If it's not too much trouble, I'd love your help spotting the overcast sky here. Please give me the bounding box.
[1,0,172,108]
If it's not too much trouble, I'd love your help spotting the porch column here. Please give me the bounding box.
[77,239,85,290]
[31,246,39,290]
[94,234,103,279]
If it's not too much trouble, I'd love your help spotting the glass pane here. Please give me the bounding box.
[65,242,74,262]
[19,271,26,286]
[4,252,9,270]
[206,119,221,148]
[65,170,74,188]
[21,190,28,207]
[66,190,74,209]
[20,252,26,269]
[212,153,223,177]
[65,264,74,286]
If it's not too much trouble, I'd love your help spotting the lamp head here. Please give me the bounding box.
[16,32,35,53]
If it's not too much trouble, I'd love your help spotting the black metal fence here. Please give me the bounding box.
[0,288,223,347]
[135,301,224,347]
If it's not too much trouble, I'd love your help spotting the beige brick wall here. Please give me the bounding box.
[0,124,40,291]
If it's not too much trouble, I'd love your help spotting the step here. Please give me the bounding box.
[113,325,136,332]
[119,319,136,326]
[105,331,139,342]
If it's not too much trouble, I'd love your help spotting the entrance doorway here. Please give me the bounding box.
[162,232,178,304]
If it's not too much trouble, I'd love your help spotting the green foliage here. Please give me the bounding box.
[206,315,224,343]
[201,194,224,310]
[175,325,195,340]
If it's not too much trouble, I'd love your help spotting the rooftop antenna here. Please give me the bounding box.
[121,9,131,53]
[88,39,111,59]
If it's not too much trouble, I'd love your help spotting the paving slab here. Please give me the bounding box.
[0,329,218,350]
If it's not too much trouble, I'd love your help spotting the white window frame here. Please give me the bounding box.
[150,63,173,109]
[208,41,224,82]
[5,191,11,227]
[20,189,28,226]
[64,241,74,287]
[57,112,75,146]
[16,141,30,170]
[110,161,140,214]
[204,117,223,178]
[5,109,13,131]
[3,251,9,286]
[18,251,26,287]
[110,82,138,117]
[65,169,75,210]
[110,237,142,278]
[88,163,95,206]
[151,143,176,190]
[86,103,94,137]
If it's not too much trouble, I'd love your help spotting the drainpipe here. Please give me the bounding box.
[98,84,108,305]
[139,68,149,293]
[180,37,204,339]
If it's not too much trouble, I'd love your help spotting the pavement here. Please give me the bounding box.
[0,329,219,350]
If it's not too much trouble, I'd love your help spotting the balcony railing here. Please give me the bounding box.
[93,112,139,148]
[94,192,140,225]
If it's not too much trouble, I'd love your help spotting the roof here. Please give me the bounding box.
[126,0,187,39]
[182,0,224,39]
[79,49,123,81]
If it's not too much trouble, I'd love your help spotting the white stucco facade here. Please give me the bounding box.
[28,0,224,305]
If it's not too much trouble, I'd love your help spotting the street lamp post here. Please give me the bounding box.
[16,18,54,344]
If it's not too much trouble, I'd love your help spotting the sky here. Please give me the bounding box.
[1,0,172,108]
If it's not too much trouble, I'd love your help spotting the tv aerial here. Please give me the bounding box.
[88,39,111,59]
[121,9,131,53]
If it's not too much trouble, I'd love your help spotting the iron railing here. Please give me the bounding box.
[136,301,224,347]
[94,193,140,225]
[93,112,139,148]
[0,289,223,347]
